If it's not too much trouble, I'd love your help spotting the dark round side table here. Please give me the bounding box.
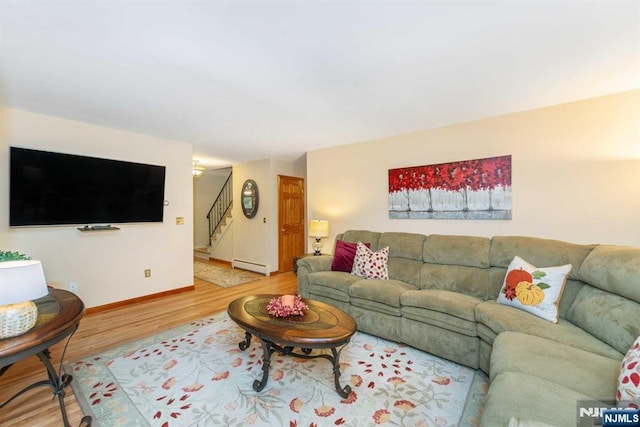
[0,288,91,427]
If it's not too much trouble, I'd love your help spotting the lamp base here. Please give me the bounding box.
[0,300,38,339]
[313,238,323,256]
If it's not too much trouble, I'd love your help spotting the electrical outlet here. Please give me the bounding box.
[68,282,78,292]
[144,269,151,278]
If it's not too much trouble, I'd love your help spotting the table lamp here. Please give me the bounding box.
[309,220,329,256]
[0,260,49,339]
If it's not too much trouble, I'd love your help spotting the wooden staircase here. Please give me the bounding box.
[210,204,233,243]
[195,172,233,259]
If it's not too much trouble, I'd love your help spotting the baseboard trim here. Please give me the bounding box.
[85,285,195,315]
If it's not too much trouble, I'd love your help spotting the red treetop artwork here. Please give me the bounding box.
[388,155,511,194]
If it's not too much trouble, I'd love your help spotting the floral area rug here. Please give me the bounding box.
[65,311,488,426]
[193,261,263,288]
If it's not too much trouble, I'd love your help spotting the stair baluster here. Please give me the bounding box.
[207,172,233,244]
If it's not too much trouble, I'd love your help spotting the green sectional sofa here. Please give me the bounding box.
[296,230,640,426]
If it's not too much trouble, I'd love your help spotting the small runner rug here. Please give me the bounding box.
[193,260,262,288]
[65,311,488,426]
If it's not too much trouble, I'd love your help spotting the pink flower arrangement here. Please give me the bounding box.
[266,295,308,317]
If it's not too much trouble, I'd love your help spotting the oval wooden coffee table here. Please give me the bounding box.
[227,294,356,398]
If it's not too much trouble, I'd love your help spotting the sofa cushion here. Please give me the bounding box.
[489,236,594,281]
[401,318,480,368]
[352,242,389,279]
[400,289,480,336]
[306,271,360,303]
[388,257,423,287]
[349,278,414,310]
[578,245,640,303]
[496,256,572,323]
[565,284,640,355]
[617,335,640,406]
[481,371,598,427]
[491,331,619,401]
[350,306,402,341]
[420,234,492,299]
[488,237,594,316]
[379,231,426,261]
[423,234,491,268]
[350,279,414,317]
[401,289,480,322]
[475,300,623,360]
[337,230,381,251]
[421,263,491,300]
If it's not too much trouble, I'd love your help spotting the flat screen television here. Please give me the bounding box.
[10,147,166,226]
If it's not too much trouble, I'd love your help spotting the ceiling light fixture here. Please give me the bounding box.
[192,160,206,177]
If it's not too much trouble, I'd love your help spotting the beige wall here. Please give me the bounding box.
[0,108,194,308]
[307,91,640,252]
[232,159,271,269]
[232,157,306,273]
[3,91,635,306]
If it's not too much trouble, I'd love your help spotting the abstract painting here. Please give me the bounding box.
[389,155,512,219]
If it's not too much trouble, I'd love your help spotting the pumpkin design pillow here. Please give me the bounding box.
[497,256,572,323]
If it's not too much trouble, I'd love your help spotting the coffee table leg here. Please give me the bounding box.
[238,332,252,350]
[331,347,352,398]
[234,329,351,398]
[253,337,272,392]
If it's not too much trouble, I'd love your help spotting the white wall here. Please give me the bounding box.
[307,91,640,252]
[0,108,194,308]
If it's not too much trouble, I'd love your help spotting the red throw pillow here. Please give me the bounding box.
[331,240,370,272]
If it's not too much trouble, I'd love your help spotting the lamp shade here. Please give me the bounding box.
[309,220,329,238]
[0,260,49,305]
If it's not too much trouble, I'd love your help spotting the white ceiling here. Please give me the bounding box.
[1,0,638,169]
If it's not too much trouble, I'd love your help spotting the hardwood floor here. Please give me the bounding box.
[0,262,298,426]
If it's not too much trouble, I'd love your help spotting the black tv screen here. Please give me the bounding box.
[10,147,166,226]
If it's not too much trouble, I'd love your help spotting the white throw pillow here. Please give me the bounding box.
[496,256,572,323]
[617,336,640,408]
[351,241,389,280]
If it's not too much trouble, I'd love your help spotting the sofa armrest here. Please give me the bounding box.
[297,255,333,272]
[296,255,333,298]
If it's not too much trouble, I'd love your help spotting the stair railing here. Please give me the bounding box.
[207,172,233,242]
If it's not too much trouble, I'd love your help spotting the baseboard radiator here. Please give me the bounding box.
[232,259,270,276]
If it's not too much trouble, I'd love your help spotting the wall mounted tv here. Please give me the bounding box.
[10,147,166,227]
